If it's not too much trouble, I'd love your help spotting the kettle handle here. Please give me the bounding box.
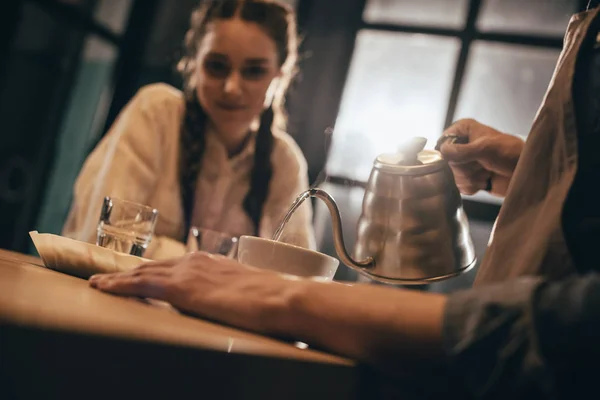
[435,135,493,192]
[434,134,468,151]
[307,188,375,270]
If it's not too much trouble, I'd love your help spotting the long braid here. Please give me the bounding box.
[177,0,298,236]
[243,106,274,234]
[179,91,208,237]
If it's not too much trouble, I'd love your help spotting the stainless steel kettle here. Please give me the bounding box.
[277,136,476,284]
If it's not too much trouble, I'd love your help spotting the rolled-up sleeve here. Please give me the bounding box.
[443,274,600,399]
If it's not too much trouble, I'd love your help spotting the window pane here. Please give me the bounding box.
[326,30,460,182]
[477,0,576,36]
[277,0,298,9]
[94,0,134,34]
[36,36,118,238]
[363,0,469,29]
[455,42,560,139]
[51,0,133,35]
[454,41,560,204]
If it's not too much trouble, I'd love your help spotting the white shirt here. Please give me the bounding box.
[62,83,316,259]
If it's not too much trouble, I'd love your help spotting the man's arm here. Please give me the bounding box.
[275,280,448,373]
[444,274,600,399]
[89,254,600,398]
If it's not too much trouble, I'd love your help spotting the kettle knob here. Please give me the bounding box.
[397,137,428,165]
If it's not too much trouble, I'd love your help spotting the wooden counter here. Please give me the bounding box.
[0,250,360,399]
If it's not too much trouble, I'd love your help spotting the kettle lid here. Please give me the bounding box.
[374,137,445,175]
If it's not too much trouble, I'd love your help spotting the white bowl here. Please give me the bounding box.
[237,236,339,280]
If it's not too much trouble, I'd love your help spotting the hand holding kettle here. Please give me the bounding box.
[438,119,525,197]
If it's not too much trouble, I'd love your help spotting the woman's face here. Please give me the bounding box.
[194,18,282,140]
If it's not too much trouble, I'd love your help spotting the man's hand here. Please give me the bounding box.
[90,252,296,334]
[440,119,525,197]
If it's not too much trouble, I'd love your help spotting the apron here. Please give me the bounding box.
[475,7,600,285]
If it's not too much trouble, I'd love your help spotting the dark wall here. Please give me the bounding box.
[0,1,88,251]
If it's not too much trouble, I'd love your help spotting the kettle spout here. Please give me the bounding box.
[307,188,375,271]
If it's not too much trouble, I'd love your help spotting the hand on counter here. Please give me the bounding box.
[90,252,296,335]
[90,252,447,378]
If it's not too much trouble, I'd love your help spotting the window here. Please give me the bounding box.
[94,0,134,34]
[326,0,573,205]
[477,0,576,36]
[277,0,298,9]
[35,36,120,238]
[316,0,581,283]
[454,41,562,205]
[363,0,469,28]
[455,42,561,138]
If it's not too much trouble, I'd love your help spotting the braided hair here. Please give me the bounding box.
[176,0,298,235]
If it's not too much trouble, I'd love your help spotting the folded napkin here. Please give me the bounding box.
[29,231,150,279]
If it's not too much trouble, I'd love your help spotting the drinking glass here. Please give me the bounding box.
[96,196,159,257]
[187,227,238,258]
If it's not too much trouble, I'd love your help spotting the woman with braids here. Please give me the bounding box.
[63,0,316,259]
